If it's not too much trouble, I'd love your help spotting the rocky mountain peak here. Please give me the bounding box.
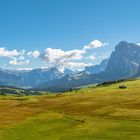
[106,41,140,78]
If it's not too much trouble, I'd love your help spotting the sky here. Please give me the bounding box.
[0,0,140,71]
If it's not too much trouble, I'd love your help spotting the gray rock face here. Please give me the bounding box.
[106,41,140,79]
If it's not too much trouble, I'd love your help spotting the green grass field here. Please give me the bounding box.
[0,79,140,140]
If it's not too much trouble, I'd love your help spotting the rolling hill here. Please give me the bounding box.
[0,78,139,140]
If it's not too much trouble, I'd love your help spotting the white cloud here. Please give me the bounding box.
[27,51,32,56]
[27,50,40,58]
[97,54,108,59]
[86,55,96,60]
[84,40,108,50]
[64,62,92,69]
[42,48,86,61]
[39,40,108,71]
[54,62,92,72]
[1,39,109,71]
[40,48,86,71]
[19,56,25,60]
[136,43,140,46]
[32,50,40,58]
[21,50,25,55]
[0,48,22,58]
[9,59,30,66]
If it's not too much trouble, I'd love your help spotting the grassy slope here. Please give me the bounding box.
[0,79,140,140]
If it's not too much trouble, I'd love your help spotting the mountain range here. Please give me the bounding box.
[0,68,64,88]
[0,56,107,89]
[34,41,140,92]
[0,41,140,92]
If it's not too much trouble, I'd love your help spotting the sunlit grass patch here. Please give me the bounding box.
[0,79,140,139]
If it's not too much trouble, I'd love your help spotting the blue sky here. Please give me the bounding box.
[0,0,140,71]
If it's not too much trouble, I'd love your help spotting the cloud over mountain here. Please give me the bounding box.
[38,40,107,71]
[0,39,108,71]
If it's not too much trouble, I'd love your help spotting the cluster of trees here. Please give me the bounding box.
[97,79,126,87]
